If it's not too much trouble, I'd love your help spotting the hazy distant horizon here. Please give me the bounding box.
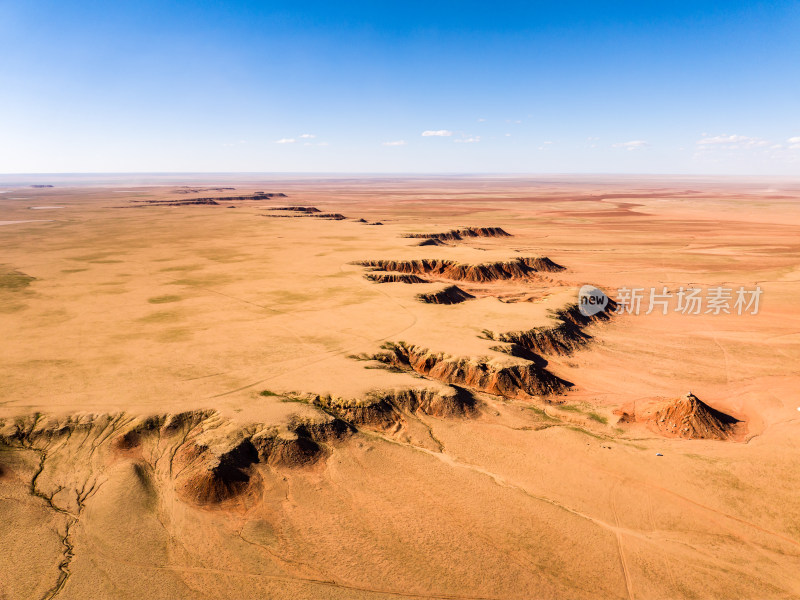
[2,172,800,191]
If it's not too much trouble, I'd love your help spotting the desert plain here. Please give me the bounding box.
[1,175,799,599]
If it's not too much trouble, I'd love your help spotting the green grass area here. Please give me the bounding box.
[0,269,35,291]
[587,412,608,424]
[169,274,232,287]
[527,406,560,422]
[138,310,182,324]
[259,390,309,404]
[148,295,182,304]
[68,252,118,262]
[565,425,607,440]
[159,264,203,272]
[556,403,608,425]
[280,396,309,404]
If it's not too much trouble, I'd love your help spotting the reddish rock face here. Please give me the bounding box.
[354,256,564,283]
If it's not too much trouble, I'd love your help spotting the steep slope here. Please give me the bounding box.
[416,285,475,304]
[367,342,568,399]
[638,393,741,440]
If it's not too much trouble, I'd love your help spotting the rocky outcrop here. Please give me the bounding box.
[369,342,568,399]
[487,303,613,357]
[618,393,742,441]
[261,212,348,220]
[518,256,565,272]
[365,273,429,284]
[301,386,477,433]
[416,285,474,305]
[353,256,564,283]
[0,410,353,508]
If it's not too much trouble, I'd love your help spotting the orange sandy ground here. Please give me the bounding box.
[1,176,799,600]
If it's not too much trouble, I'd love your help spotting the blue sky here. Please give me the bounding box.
[1,1,798,174]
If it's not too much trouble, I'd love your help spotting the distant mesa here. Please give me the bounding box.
[188,192,286,201]
[270,206,321,213]
[416,285,474,305]
[261,208,350,220]
[30,184,54,188]
[403,227,512,243]
[173,187,235,194]
[122,192,288,208]
[309,213,347,220]
[126,198,221,207]
[615,393,742,441]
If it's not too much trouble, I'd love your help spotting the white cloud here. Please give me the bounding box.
[587,136,600,141]
[613,140,649,151]
[382,140,407,146]
[275,138,295,144]
[454,136,480,144]
[477,118,486,122]
[696,134,767,149]
[788,136,800,144]
[299,133,316,139]
[537,141,554,150]
[317,141,329,147]
[421,130,453,137]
